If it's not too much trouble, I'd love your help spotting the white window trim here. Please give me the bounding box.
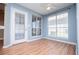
[48,11,68,39]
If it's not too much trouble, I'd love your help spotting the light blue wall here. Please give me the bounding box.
[4,4,11,46]
[4,3,43,46]
[43,4,77,43]
[68,4,77,43]
[42,15,48,37]
[4,3,77,47]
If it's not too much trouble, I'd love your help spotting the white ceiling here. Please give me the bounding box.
[19,3,74,15]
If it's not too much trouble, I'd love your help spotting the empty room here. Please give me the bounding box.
[0,3,79,55]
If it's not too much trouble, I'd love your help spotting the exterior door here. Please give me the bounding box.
[11,7,28,44]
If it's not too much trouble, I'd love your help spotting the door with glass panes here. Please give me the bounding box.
[12,8,28,44]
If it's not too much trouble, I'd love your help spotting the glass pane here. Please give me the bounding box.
[36,17,41,28]
[32,16,36,36]
[36,17,41,35]
[36,28,41,35]
[32,16,41,36]
[48,16,56,27]
[48,27,56,37]
[15,12,25,40]
[57,12,68,27]
[32,22,36,28]
[32,28,36,36]
[57,28,68,38]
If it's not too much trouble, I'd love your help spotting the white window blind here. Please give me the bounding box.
[48,11,68,39]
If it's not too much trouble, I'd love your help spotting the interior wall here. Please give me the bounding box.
[11,3,43,39]
[4,3,76,47]
[4,4,11,46]
[43,4,77,43]
[4,3,43,47]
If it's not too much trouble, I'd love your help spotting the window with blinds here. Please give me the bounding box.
[48,11,68,39]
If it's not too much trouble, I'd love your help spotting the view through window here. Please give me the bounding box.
[48,11,68,39]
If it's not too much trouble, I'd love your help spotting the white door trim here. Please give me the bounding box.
[10,7,28,45]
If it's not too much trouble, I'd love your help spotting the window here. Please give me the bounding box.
[48,11,68,39]
[57,12,68,38]
[32,15,41,36]
[48,16,56,37]
[32,16,36,36]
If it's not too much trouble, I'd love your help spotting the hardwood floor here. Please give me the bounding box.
[0,39,75,55]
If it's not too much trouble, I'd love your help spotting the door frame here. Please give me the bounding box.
[10,7,28,45]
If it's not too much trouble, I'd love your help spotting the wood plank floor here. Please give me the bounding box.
[0,39,75,55]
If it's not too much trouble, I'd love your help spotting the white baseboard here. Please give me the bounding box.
[3,44,12,48]
[13,39,26,44]
[3,38,42,48]
[3,37,76,48]
[42,37,76,45]
[26,38,42,42]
